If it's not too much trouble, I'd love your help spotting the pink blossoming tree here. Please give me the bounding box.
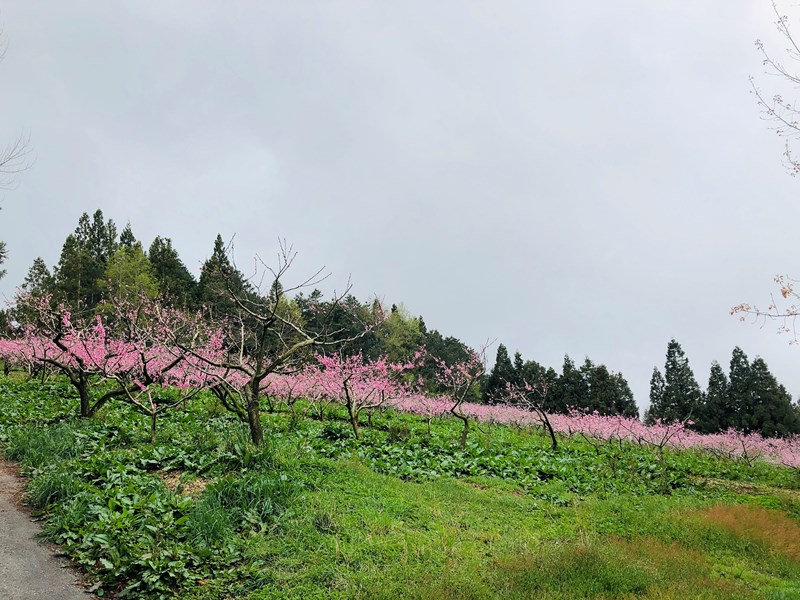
[162,241,383,446]
[1,293,139,417]
[0,292,223,437]
[434,347,487,449]
[311,352,419,439]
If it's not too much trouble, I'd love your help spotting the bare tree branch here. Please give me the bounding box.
[0,133,33,189]
[752,1,800,174]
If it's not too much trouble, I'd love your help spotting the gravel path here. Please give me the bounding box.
[0,461,89,599]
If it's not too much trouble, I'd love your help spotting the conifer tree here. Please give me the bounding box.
[484,344,515,403]
[22,257,53,296]
[520,359,545,385]
[12,257,55,324]
[54,210,118,310]
[743,357,800,437]
[554,355,589,413]
[648,339,702,424]
[535,364,561,412]
[148,236,197,306]
[727,346,751,430]
[573,361,638,416]
[196,234,252,318]
[586,362,618,414]
[514,359,559,411]
[612,373,639,418]
[512,352,525,387]
[76,210,118,263]
[699,361,730,433]
[646,367,666,425]
[119,223,137,248]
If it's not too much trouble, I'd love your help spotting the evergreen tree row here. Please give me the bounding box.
[647,339,799,437]
[23,210,234,313]
[483,344,639,417]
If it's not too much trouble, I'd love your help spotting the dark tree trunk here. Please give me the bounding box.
[539,410,558,451]
[451,398,470,450]
[76,376,92,418]
[343,382,360,440]
[150,411,158,444]
[246,385,264,446]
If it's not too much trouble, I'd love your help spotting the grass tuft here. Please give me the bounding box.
[27,469,85,508]
[6,421,83,469]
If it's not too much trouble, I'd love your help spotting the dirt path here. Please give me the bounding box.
[0,461,89,599]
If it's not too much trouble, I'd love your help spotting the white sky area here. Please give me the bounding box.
[1,1,799,414]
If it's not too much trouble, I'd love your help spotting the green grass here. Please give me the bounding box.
[1,377,800,598]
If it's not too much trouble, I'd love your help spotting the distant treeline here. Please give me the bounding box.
[487,339,800,438]
[10,210,475,398]
[10,209,799,437]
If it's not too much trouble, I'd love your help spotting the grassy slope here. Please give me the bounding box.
[1,377,800,599]
[206,464,800,600]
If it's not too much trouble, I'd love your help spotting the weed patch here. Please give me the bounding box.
[698,504,800,563]
[491,537,739,599]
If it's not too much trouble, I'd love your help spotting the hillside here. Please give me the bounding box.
[1,377,800,598]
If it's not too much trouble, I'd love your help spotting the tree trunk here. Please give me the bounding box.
[76,377,92,418]
[343,382,360,440]
[451,398,470,450]
[150,411,158,444]
[538,410,558,451]
[459,416,469,450]
[349,407,360,440]
[246,387,264,446]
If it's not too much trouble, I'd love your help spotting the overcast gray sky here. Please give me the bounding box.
[1,1,799,413]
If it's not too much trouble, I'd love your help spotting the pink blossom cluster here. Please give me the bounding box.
[0,295,225,411]
[249,354,800,469]
[312,353,411,406]
[380,394,800,469]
